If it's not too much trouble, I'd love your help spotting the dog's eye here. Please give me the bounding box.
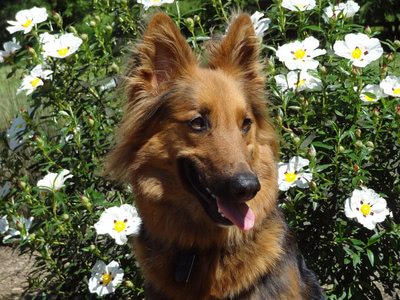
[189,117,207,131]
[242,118,252,134]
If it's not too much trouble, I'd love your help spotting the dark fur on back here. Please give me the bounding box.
[106,12,326,300]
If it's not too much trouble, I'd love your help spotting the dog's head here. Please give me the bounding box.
[107,13,278,232]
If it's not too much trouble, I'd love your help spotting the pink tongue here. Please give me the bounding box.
[216,198,255,230]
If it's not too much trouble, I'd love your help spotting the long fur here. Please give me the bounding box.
[106,13,325,300]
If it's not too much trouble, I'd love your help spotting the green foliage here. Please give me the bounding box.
[0,0,399,299]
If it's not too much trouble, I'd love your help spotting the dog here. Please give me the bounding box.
[106,12,326,300]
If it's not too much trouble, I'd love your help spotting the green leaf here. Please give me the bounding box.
[366,249,374,266]
[312,141,333,150]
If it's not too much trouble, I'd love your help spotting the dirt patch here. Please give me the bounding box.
[0,245,34,300]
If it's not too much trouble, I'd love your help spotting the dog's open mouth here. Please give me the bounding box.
[178,158,255,230]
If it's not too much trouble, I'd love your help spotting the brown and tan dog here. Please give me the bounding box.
[107,12,326,300]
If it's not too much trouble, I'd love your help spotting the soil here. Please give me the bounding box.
[0,245,34,300]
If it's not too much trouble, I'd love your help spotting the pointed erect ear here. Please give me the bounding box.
[207,14,263,82]
[134,13,197,94]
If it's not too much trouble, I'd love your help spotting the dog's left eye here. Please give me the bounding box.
[189,116,207,131]
[242,118,252,134]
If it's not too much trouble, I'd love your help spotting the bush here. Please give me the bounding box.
[0,0,399,299]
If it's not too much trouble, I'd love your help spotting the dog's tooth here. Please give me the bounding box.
[211,194,216,199]
[218,207,221,213]
[206,187,211,193]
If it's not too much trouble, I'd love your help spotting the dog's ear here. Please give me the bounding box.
[207,14,263,84]
[132,13,197,94]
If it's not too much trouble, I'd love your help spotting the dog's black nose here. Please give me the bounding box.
[229,172,261,201]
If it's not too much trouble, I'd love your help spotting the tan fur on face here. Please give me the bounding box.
[104,12,323,300]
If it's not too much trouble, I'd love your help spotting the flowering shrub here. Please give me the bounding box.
[0,0,399,299]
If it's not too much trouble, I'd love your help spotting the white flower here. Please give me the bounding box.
[40,33,82,58]
[137,0,175,10]
[250,11,271,38]
[17,65,53,96]
[0,216,9,234]
[333,33,383,68]
[94,204,141,245]
[276,36,326,70]
[3,216,34,242]
[37,170,73,192]
[88,260,124,296]
[281,0,316,11]
[278,156,312,191]
[344,187,390,230]
[6,7,48,34]
[274,70,322,92]
[358,84,383,102]
[0,183,11,199]
[379,75,400,97]
[323,1,360,22]
[0,38,21,63]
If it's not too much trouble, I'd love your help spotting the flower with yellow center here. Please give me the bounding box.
[137,0,174,10]
[16,64,53,96]
[379,75,400,98]
[344,187,390,230]
[37,170,73,193]
[278,156,312,191]
[40,33,82,59]
[281,0,316,11]
[333,33,383,68]
[3,216,34,243]
[94,204,141,245]
[274,70,322,92]
[88,260,124,296]
[357,84,383,103]
[323,1,360,22]
[6,7,48,34]
[276,36,326,70]
[6,108,35,152]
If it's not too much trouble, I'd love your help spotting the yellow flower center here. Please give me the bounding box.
[294,49,306,59]
[296,79,306,87]
[360,204,371,216]
[114,220,126,232]
[285,172,296,182]
[296,4,304,8]
[30,78,41,87]
[57,47,69,56]
[102,273,112,285]
[22,19,33,28]
[152,0,160,2]
[364,95,374,101]
[393,88,400,95]
[352,47,362,59]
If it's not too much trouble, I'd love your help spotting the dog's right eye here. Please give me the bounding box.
[189,117,207,131]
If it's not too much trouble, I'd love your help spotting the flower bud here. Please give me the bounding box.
[373,107,379,118]
[27,46,38,59]
[87,116,95,128]
[89,20,96,27]
[18,179,26,189]
[307,145,316,160]
[290,133,301,147]
[385,53,394,61]
[396,105,400,121]
[364,26,371,35]
[124,281,134,289]
[29,233,36,240]
[338,145,345,153]
[366,141,374,148]
[34,135,44,147]
[185,18,194,32]
[89,244,96,252]
[275,114,282,126]
[94,13,101,23]
[394,40,400,49]
[52,11,63,27]
[355,140,364,148]
[62,213,70,221]
[69,26,78,35]
[16,220,24,230]
[80,195,92,210]
[80,33,88,41]
[318,65,327,75]
[105,25,113,34]
[309,180,317,191]
[353,164,359,174]
[193,15,201,24]
[355,128,361,139]
[351,66,360,76]
[110,62,119,73]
